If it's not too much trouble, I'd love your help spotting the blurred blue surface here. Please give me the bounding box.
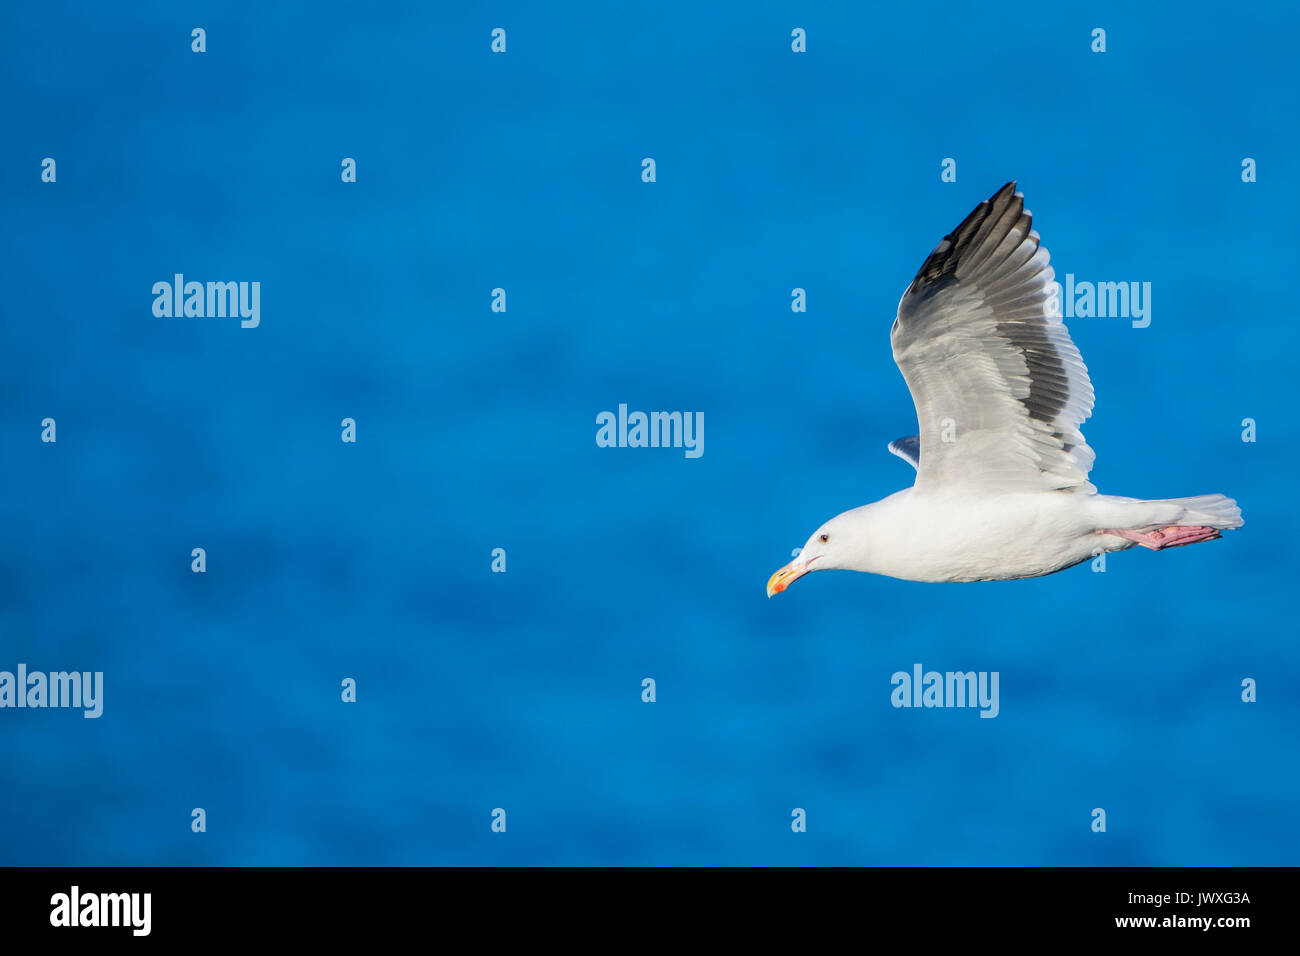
[1,1,1296,865]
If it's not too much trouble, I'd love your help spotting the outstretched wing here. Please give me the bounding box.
[890,182,1096,495]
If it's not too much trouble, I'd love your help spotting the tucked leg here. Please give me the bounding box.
[1099,526,1222,551]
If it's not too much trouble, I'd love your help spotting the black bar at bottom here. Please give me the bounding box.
[0,866,1282,941]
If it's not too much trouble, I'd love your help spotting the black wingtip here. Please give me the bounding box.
[905,182,1028,296]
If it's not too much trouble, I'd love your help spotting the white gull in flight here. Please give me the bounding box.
[768,182,1242,592]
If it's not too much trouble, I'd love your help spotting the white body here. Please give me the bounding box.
[831,489,1240,583]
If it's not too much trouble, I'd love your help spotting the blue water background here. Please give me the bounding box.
[1,1,1296,864]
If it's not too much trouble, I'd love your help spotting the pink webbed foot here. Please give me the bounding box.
[1100,526,1222,551]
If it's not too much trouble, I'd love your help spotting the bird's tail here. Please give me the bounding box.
[1142,493,1244,531]
[1093,493,1243,551]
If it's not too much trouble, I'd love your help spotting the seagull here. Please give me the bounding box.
[767,182,1242,592]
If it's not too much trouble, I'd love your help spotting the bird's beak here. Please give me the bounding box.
[766,558,813,597]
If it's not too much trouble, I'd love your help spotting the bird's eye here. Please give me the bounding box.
[819,534,829,543]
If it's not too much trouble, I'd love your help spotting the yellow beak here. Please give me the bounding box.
[766,559,812,597]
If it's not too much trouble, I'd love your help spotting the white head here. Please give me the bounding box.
[766,507,871,596]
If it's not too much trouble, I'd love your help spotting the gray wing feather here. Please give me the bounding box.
[890,182,1096,494]
[888,435,921,470]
